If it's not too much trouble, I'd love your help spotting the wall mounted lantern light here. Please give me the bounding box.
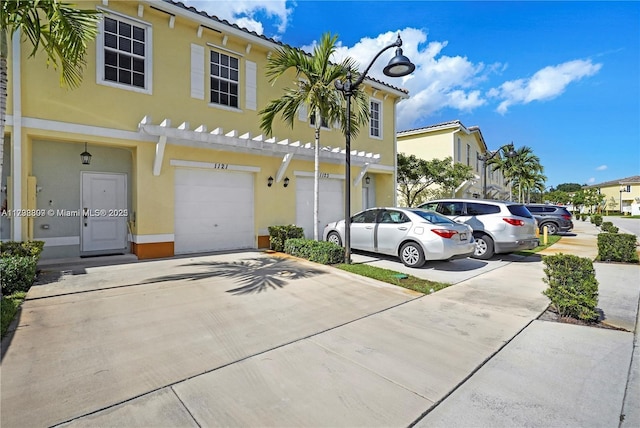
[365,176,371,185]
[80,142,92,165]
[283,177,290,188]
[267,176,274,187]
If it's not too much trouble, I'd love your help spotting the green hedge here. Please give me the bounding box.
[1,256,38,295]
[284,238,344,265]
[591,214,603,226]
[1,241,45,295]
[597,233,639,263]
[1,240,45,257]
[542,253,599,322]
[268,225,304,252]
[600,222,619,233]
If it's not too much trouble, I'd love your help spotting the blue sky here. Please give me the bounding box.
[186,0,640,188]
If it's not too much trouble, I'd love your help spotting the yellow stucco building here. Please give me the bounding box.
[397,120,510,201]
[585,175,640,215]
[1,0,409,259]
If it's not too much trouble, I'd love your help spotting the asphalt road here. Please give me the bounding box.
[604,216,640,237]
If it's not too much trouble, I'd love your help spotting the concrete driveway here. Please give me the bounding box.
[1,250,550,427]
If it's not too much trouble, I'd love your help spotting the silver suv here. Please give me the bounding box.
[418,199,539,259]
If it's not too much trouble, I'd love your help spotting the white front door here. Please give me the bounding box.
[81,172,128,253]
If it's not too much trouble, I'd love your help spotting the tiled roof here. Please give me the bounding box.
[160,0,408,94]
[398,120,464,135]
[584,175,640,188]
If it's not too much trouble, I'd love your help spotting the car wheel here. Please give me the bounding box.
[327,231,342,246]
[473,234,494,260]
[400,242,425,268]
[541,223,558,235]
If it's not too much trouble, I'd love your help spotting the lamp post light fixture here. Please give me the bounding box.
[477,143,517,199]
[335,34,415,264]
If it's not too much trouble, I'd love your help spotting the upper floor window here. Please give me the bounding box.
[466,144,471,166]
[210,51,239,108]
[457,138,461,162]
[101,15,148,90]
[370,99,382,138]
[310,113,329,129]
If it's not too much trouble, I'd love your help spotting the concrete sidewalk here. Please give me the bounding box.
[1,220,638,427]
[416,219,640,427]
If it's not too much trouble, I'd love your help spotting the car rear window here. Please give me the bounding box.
[413,209,456,225]
[507,204,533,218]
[466,203,500,215]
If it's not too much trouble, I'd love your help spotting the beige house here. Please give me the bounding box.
[585,175,640,215]
[1,0,409,259]
[397,120,510,200]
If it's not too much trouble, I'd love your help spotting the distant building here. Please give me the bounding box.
[397,120,510,200]
[584,175,640,215]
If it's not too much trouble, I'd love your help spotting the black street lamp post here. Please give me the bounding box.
[477,143,517,199]
[335,35,415,264]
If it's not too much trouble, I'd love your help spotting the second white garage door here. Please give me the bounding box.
[175,168,254,254]
[296,177,344,239]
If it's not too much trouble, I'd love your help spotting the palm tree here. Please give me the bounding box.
[1,0,100,206]
[259,32,369,240]
[489,146,543,203]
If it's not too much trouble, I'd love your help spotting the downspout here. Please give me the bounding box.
[392,98,399,206]
[11,31,22,241]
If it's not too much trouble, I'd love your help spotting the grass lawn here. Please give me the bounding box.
[1,292,27,338]
[336,263,451,294]
[515,234,562,256]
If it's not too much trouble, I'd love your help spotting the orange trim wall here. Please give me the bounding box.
[132,242,174,259]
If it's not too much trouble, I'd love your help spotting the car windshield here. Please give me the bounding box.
[412,209,456,225]
[508,204,533,218]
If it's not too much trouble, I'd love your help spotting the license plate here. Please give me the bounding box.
[459,233,467,241]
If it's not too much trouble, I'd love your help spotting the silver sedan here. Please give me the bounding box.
[323,207,476,268]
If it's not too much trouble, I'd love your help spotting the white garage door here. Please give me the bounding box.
[296,177,344,239]
[175,168,254,254]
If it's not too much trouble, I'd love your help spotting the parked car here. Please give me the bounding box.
[525,204,574,235]
[418,199,539,259]
[323,207,475,268]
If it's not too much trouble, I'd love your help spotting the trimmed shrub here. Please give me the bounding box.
[1,240,45,258]
[542,253,599,322]
[1,256,38,295]
[284,238,344,265]
[592,214,603,226]
[600,222,619,233]
[268,225,304,252]
[597,233,639,263]
[1,240,45,295]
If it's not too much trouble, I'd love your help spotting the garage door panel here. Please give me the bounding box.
[296,177,344,239]
[175,169,254,254]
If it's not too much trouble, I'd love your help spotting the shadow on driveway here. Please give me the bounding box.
[138,256,326,295]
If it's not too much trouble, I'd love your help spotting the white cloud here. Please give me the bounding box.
[315,28,498,130]
[587,177,596,184]
[490,59,602,114]
[185,0,292,35]
[596,165,608,171]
